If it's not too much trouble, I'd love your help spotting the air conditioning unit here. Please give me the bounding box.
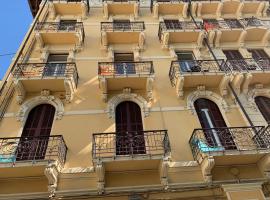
[129,194,142,200]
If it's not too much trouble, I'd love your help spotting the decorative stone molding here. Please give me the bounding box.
[81,1,88,19]
[107,90,150,118]
[13,80,26,105]
[44,163,59,198]
[138,32,145,49]
[201,156,215,183]
[35,32,44,48]
[134,2,139,18]
[161,32,169,49]
[219,74,231,96]
[16,93,64,122]
[231,72,244,94]
[159,158,170,190]
[96,162,105,194]
[146,77,154,101]
[175,76,185,98]
[187,87,229,115]
[247,84,270,112]
[153,3,159,19]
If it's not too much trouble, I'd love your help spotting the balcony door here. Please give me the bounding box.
[176,51,200,72]
[44,54,68,77]
[17,104,55,161]
[114,53,135,74]
[223,50,249,70]
[115,101,145,155]
[255,96,270,123]
[194,98,235,149]
[248,49,270,70]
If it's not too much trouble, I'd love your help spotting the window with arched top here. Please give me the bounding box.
[255,96,270,123]
[115,101,145,155]
[17,104,55,161]
[194,98,236,150]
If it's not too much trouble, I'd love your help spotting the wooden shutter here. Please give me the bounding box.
[255,96,270,123]
[194,99,236,149]
[17,104,55,161]
[115,101,145,155]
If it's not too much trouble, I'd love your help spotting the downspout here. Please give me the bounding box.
[187,0,254,127]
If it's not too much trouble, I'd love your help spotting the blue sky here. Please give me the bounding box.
[0,1,32,79]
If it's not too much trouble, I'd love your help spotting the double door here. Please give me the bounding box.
[17,104,55,161]
[44,54,68,77]
[115,101,145,155]
[114,53,135,75]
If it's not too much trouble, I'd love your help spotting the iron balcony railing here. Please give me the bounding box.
[98,61,154,77]
[13,62,79,87]
[92,130,170,159]
[203,19,244,31]
[189,126,270,160]
[225,58,270,72]
[169,59,228,87]
[158,21,202,40]
[35,22,85,42]
[101,22,145,32]
[0,135,67,166]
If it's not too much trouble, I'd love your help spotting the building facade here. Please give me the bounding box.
[0,0,270,199]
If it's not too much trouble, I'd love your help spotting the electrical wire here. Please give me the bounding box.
[0,53,16,57]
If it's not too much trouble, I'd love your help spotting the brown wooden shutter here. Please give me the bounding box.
[255,96,270,123]
[17,104,55,161]
[115,101,145,155]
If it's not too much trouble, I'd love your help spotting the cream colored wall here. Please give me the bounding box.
[0,2,269,198]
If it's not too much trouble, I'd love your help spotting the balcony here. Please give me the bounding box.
[194,1,222,19]
[203,19,246,47]
[0,135,67,178]
[225,58,270,91]
[221,0,241,18]
[98,61,154,101]
[241,18,270,45]
[102,0,139,19]
[150,0,189,18]
[101,21,145,49]
[189,126,270,181]
[13,62,78,103]
[169,59,231,98]
[48,0,89,17]
[241,0,268,18]
[93,130,170,169]
[158,21,204,49]
[35,22,85,48]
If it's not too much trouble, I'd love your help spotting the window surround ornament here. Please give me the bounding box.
[106,88,150,118]
[16,90,64,122]
[247,84,270,112]
[187,86,229,115]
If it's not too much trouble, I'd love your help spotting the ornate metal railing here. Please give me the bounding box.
[101,22,145,32]
[92,130,170,159]
[240,18,270,28]
[35,22,85,42]
[98,61,154,77]
[189,126,270,160]
[203,19,244,31]
[169,59,228,87]
[225,58,270,72]
[158,21,201,40]
[13,63,79,87]
[0,135,67,166]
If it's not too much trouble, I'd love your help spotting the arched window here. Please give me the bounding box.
[255,96,270,123]
[17,104,55,161]
[194,98,235,149]
[115,101,145,155]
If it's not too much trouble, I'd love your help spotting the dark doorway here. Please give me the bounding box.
[114,52,135,74]
[44,53,68,77]
[255,96,270,123]
[194,98,235,149]
[17,104,55,161]
[115,101,145,155]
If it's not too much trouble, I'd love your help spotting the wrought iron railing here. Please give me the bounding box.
[169,59,228,87]
[225,58,270,72]
[98,61,154,77]
[13,63,79,87]
[92,130,170,159]
[0,135,67,166]
[240,18,270,28]
[158,21,202,40]
[35,22,85,42]
[189,126,270,160]
[203,19,244,31]
[101,22,145,32]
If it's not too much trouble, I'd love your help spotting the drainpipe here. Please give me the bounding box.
[187,0,254,127]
